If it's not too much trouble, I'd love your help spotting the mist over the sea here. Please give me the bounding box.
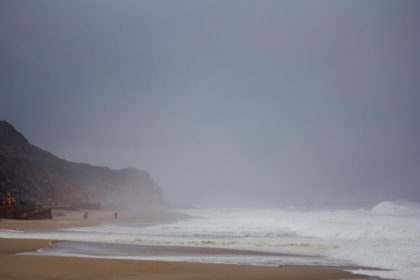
[1,201,419,280]
[1,0,419,208]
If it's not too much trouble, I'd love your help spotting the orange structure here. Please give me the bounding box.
[3,192,16,207]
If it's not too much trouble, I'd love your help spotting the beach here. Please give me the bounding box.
[0,209,186,230]
[0,239,375,280]
[0,209,378,280]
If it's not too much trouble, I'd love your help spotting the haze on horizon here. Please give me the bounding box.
[1,0,419,208]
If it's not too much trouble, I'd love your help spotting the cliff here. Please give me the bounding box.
[0,120,166,209]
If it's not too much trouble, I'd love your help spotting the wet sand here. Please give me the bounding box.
[0,209,185,230]
[0,210,381,280]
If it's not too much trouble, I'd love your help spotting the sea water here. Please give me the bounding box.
[1,201,419,280]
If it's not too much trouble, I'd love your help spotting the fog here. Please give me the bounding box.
[1,0,419,207]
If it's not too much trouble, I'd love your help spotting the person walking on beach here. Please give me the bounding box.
[114,211,118,219]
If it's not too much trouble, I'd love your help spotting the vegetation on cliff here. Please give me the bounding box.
[0,120,166,209]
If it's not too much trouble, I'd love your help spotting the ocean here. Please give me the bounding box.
[1,200,419,280]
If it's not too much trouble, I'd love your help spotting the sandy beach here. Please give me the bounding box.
[0,210,380,280]
[0,209,186,230]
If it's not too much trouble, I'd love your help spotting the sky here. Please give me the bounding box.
[1,0,419,207]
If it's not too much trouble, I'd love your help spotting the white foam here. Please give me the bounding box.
[371,201,420,216]
[1,202,419,280]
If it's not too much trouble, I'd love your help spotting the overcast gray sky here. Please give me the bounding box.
[1,0,419,207]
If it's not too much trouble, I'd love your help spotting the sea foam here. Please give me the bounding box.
[1,201,419,280]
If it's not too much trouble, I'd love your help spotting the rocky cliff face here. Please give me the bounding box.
[0,121,166,209]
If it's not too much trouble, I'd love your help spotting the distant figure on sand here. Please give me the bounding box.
[83,212,88,219]
[114,211,118,219]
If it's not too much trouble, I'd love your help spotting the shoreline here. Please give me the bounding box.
[0,209,187,230]
[0,239,381,280]
[0,209,384,280]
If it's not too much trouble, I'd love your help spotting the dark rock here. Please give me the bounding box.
[0,120,166,209]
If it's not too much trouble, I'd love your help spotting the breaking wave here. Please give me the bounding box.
[1,202,419,280]
[371,201,420,216]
